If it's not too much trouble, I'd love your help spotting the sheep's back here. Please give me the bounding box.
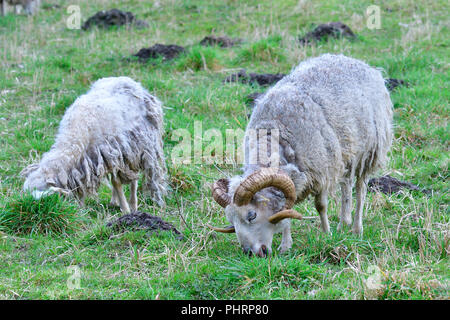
[249,54,393,190]
[45,77,165,195]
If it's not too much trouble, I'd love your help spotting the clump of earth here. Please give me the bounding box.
[133,44,186,62]
[224,69,286,86]
[199,35,242,48]
[385,78,408,91]
[82,9,149,30]
[107,211,183,239]
[368,175,431,195]
[299,22,356,44]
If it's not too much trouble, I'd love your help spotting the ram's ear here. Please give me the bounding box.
[20,164,39,178]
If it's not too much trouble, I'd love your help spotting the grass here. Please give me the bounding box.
[0,0,448,299]
[0,193,84,236]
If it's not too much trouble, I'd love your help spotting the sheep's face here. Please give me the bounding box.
[22,165,67,199]
[224,187,288,257]
[210,168,303,257]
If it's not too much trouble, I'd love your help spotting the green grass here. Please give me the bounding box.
[0,0,448,299]
[0,193,84,236]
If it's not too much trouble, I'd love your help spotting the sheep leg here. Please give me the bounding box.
[1,1,6,16]
[111,176,130,214]
[338,178,353,230]
[352,176,367,235]
[129,180,138,212]
[315,191,330,233]
[278,221,293,253]
[109,176,120,207]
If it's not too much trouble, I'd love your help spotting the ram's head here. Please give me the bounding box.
[209,167,302,257]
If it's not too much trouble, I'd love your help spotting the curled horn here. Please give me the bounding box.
[268,209,303,224]
[211,179,231,208]
[210,179,235,234]
[207,224,235,233]
[233,167,296,209]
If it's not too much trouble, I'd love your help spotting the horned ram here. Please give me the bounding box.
[210,54,393,257]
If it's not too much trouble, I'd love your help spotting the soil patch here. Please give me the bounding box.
[224,69,285,86]
[82,9,148,30]
[386,78,408,91]
[368,175,431,195]
[107,211,183,239]
[299,22,356,44]
[199,35,242,48]
[133,44,185,62]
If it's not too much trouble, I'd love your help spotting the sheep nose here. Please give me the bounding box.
[257,245,268,258]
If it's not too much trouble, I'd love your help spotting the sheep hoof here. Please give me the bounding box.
[278,245,291,254]
[278,241,292,254]
[351,226,363,236]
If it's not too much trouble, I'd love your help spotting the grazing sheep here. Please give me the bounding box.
[22,77,167,212]
[210,54,393,257]
[1,0,40,16]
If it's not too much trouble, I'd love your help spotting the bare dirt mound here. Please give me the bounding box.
[368,175,431,195]
[107,211,183,239]
[82,8,148,30]
[386,78,408,91]
[299,22,356,44]
[199,35,242,48]
[133,44,185,62]
[224,69,286,86]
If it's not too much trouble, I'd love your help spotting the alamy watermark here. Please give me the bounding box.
[366,5,381,30]
[365,264,384,290]
[66,265,81,290]
[170,122,281,167]
[66,5,81,30]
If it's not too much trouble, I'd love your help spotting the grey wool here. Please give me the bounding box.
[213,54,393,256]
[246,53,393,198]
[22,77,167,211]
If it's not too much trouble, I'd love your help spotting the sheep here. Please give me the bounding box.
[22,76,167,213]
[209,54,393,257]
[1,0,40,16]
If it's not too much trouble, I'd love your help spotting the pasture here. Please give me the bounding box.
[0,0,448,299]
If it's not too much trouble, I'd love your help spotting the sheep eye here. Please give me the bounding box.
[247,210,257,222]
